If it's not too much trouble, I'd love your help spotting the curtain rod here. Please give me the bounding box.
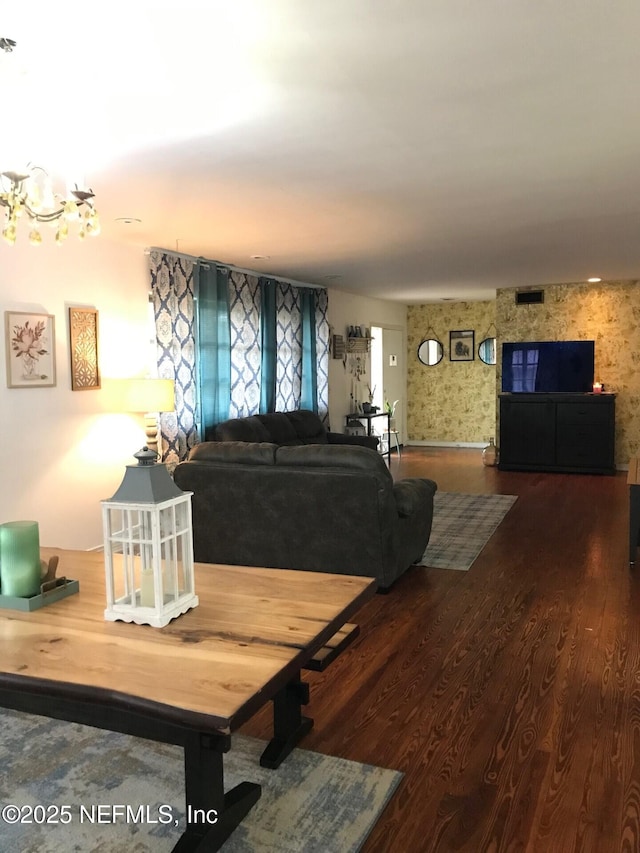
[145,246,324,290]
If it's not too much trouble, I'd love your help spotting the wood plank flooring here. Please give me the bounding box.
[239,447,637,852]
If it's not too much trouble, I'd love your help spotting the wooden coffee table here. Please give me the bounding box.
[0,548,376,852]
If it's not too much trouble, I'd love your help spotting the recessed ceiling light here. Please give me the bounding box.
[250,254,270,260]
[588,277,602,283]
[115,217,142,225]
[324,274,342,280]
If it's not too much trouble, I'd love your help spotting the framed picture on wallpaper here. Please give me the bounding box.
[69,306,100,391]
[449,329,474,362]
[5,311,56,388]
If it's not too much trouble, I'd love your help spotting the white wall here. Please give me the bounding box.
[0,249,407,550]
[0,237,151,550]
[326,288,407,433]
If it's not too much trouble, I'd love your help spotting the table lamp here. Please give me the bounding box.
[115,378,175,456]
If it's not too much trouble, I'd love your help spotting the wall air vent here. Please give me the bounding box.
[515,290,544,305]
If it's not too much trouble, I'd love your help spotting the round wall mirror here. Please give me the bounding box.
[478,337,497,365]
[417,338,443,366]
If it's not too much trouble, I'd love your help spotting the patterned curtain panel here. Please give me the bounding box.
[150,250,198,468]
[228,271,261,418]
[257,279,329,416]
[314,287,330,425]
[197,263,231,438]
[152,253,329,433]
[274,282,304,412]
[259,277,277,413]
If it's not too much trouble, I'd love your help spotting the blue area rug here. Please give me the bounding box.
[418,491,518,571]
[0,709,401,852]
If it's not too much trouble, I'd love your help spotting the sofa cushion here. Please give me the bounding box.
[327,431,379,449]
[276,443,392,480]
[213,416,271,443]
[284,409,328,443]
[256,413,301,445]
[213,410,378,451]
[188,441,278,465]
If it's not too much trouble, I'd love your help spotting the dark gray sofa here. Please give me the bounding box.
[209,409,378,451]
[174,441,437,590]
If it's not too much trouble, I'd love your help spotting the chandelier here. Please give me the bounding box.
[0,166,100,246]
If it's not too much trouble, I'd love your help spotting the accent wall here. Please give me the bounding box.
[407,301,497,444]
[496,279,640,466]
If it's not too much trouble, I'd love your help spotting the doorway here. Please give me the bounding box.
[371,325,405,448]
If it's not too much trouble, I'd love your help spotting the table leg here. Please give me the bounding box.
[260,675,313,769]
[630,485,640,567]
[377,413,392,464]
[385,412,391,463]
[173,731,261,852]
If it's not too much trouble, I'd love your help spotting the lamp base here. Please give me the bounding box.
[143,412,160,457]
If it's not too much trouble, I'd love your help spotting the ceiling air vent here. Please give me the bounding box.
[515,290,544,305]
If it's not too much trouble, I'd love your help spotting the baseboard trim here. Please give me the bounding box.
[407,440,486,449]
[406,441,629,471]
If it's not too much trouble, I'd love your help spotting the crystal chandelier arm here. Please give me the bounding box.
[1,167,99,242]
[23,205,66,223]
[71,189,96,203]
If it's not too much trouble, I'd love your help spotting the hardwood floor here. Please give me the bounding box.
[240,447,637,852]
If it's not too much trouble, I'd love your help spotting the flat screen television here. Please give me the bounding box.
[501,340,595,393]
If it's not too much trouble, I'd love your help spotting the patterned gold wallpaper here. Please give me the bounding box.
[407,281,640,466]
[407,301,497,443]
[497,280,640,465]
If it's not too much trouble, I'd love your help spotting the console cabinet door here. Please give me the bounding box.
[500,399,556,467]
[556,402,615,470]
[499,394,615,474]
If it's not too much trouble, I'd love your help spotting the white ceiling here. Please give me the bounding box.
[3,1,640,302]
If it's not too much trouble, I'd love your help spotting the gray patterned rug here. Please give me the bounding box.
[0,709,402,852]
[418,491,518,571]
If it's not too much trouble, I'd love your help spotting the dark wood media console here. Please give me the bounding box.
[498,392,616,475]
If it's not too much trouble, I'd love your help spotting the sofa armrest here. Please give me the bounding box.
[327,432,379,450]
[393,478,438,518]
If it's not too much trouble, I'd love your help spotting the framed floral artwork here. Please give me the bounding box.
[69,307,100,391]
[449,329,475,362]
[5,311,56,388]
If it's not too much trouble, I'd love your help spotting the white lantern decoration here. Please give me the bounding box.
[101,447,198,628]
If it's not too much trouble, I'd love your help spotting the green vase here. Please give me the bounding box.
[0,521,41,598]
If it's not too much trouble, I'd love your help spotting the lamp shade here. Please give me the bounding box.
[103,378,176,457]
[122,378,175,413]
[113,378,175,413]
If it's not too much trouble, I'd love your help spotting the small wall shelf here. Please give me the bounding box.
[346,336,372,354]
[332,334,346,359]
